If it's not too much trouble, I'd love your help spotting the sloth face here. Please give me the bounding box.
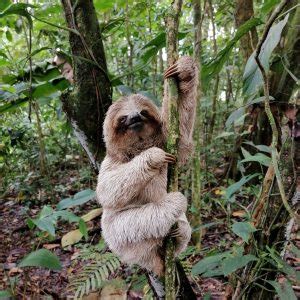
[103,94,163,160]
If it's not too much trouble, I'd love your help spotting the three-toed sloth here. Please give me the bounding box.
[96,56,198,276]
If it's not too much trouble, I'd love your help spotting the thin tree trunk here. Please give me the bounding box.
[164,1,182,298]
[191,0,203,248]
[126,0,134,88]
[33,102,47,175]
[234,0,258,62]
[61,0,112,171]
[207,0,219,143]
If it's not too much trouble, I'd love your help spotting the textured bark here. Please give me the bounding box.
[207,0,219,143]
[61,0,112,171]
[191,0,202,248]
[164,2,182,297]
[234,0,258,61]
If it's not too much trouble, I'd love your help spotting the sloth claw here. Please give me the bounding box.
[170,227,181,237]
[164,64,179,78]
[165,153,176,164]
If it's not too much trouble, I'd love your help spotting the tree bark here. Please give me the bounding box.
[234,0,258,61]
[191,0,202,248]
[164,1,182,297]
[61,0,112,171]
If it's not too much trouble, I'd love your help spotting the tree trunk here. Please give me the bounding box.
[164,1,182,297]
[207,0,219,143]
[61,0,112,171]
[234,0,258,62]
[191,0,202,248]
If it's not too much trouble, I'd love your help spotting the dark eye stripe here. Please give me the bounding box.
[119,116,127,123]
[140,110,149,117]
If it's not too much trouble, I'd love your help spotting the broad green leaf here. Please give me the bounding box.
[225,107,246,128]
[243,141,272,154]
[192,252,230,277]
[18,249,62,270]
[100,18,124,35]
[0,0,11,12]
[57,189,96,210]
[243,14,289,96]
[240,152,271,167]
[268,280,297,300]
[231,222,256,243]
[222,254,258,275]
[202,18,263,83]
[225,173,259,202]
[30,216,56,236]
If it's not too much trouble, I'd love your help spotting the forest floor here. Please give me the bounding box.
[0,161,299,299]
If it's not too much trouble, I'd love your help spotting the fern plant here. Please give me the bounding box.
[68,252,121,299]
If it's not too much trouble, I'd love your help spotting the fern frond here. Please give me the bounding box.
[68,252,121,299]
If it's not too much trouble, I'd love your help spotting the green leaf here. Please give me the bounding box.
[231,222,256,243]
[268,280,297,300]
[139,32,187,65]
[0,3,35,27]
[79,219,88,240]
[0,290,12,298]
[261,0,280,15]
[18,249,62,270]
[5,30,12,42]
[57,189,96,210]
[240,152,271,167]
[225,173,259,202]
[0,0,11,12]
[191,252,230,277]
[222,254,257,275]
[243,141,272,154]
[202,18,263,83]
[243,14,289,96]
[216,131,235,139]
[225,107,246,128]
[94,0,116,11]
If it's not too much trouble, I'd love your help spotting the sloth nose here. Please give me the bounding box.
[129,112,142,123]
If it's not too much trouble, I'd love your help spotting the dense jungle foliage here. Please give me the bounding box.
[0,0,299,299]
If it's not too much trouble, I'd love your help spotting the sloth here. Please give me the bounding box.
[96,56,198,276]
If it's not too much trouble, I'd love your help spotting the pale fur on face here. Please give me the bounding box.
[103,94,165,162]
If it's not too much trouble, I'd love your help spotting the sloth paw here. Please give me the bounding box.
[164,56,196,82]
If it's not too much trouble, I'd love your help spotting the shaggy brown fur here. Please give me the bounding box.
[96,56,198,276]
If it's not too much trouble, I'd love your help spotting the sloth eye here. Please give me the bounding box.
[140,110,149,117]
[119,116,127,123]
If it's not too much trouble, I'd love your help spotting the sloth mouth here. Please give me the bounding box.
[128,121,144,131]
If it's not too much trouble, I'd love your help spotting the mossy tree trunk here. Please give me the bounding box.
[191,0,202,248]
[61,0,112,171]
[164,1,182,299]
